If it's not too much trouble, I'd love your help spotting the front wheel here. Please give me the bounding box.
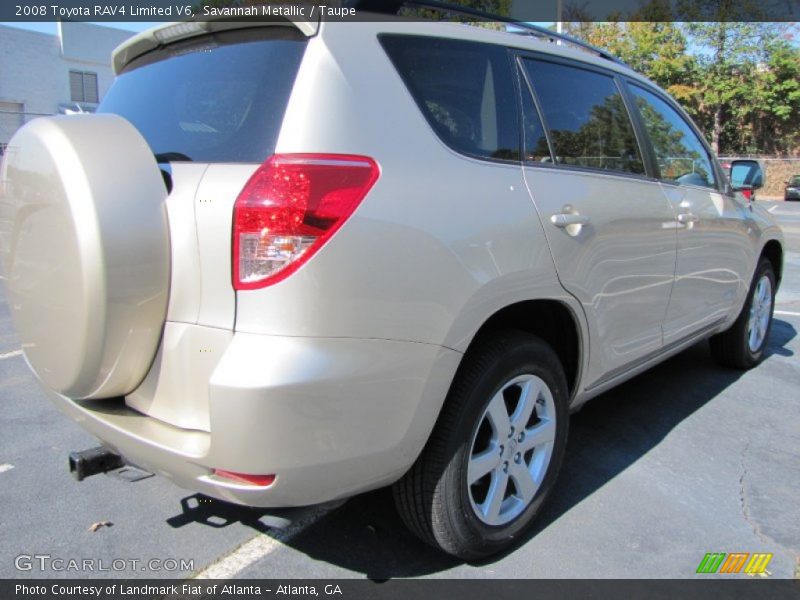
[393,330,569,559]
[710,257,776,369]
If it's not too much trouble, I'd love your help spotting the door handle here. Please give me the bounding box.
[677,213,699,224]
[550,213,591,228]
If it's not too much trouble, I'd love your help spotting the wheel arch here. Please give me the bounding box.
[761,239,783,288]
[458,299,583,400]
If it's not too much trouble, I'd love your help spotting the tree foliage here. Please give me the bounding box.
[565,9,800,155]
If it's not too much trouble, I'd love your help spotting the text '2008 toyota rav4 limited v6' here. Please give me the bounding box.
[0,12,784,559]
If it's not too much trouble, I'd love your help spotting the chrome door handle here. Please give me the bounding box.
[550,213,590,228]
[677,213,699,224]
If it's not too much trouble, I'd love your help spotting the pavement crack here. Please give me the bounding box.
[738,441,797,562]
[738,442,761,539]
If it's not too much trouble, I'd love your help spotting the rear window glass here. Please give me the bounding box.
[380,35,520,162]
[99,28,307,163]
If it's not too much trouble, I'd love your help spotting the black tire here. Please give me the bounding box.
[709,257,776,369]
[393,330,569,559]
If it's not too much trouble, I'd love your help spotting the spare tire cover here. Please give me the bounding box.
[0,114,169,399]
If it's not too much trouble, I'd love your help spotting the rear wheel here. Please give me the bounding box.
[393,330,569,559]
[710,258,776,369]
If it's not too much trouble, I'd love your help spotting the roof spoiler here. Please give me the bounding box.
[112,17,320,74]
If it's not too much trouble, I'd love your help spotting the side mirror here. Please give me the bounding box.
[730,159,764,192]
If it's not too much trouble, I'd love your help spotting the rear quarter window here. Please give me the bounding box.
[380,35,520,162]
[99,28,307,163]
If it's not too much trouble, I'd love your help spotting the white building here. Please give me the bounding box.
[0,22,133,149]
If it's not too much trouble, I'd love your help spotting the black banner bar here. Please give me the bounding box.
[2,0,799,23]
[3,579,800,600]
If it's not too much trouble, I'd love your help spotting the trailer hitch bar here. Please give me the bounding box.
[68,446,124,481]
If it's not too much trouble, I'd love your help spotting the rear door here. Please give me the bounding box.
[97,27,308,430]
[518,56,677,386]
[624,82,751,344]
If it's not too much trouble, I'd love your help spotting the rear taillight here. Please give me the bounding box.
[232,153,380,290]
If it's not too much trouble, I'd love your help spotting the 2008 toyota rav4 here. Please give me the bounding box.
[0,13,784,559]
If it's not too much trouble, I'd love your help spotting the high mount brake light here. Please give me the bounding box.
[232,154,380,290]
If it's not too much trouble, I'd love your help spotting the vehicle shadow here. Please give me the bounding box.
[166,494,310,533]
[168,320,796,579]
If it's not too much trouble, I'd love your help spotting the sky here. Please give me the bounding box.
[4,22,160,35]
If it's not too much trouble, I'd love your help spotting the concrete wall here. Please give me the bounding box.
[0,23,133,145]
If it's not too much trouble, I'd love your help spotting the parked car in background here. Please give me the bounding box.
[0,9,785,560]
[785,175,800,201]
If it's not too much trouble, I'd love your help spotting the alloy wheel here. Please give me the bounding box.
[467,374,557,526]
[747,274,773,352]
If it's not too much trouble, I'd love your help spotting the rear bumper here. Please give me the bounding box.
[45,331,461,507]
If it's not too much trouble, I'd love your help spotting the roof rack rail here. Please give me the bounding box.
[348,0,627,66]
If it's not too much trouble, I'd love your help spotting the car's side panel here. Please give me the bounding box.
[619,81,756,343]
[660,183,754,344]
[720,202,785,327]
[514,55,678,385]
[524,167,677,385]
[235,24,569,354]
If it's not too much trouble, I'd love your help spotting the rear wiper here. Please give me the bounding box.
[155,152,193,163]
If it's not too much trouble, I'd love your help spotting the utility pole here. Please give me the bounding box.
[556,0,563,41]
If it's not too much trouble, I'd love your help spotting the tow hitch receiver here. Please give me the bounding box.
[69,446,124,481]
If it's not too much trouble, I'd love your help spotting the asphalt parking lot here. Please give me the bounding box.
[1,201,798,580]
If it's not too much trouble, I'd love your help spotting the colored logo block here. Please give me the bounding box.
[697,552,773,574]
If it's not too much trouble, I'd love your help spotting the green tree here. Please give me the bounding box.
[565,6,797,155]
[750,39,800,154]
[683,20,770,153]
[565,20,697,107]
[563,1,697,107]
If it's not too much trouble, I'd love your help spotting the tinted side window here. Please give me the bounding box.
[380,35,520,161]
[521,59,644,175]
[628,84,716,189]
